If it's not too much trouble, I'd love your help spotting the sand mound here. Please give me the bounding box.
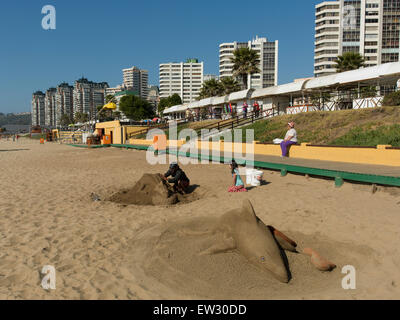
[121,216,374,299]
[109,174,199,206]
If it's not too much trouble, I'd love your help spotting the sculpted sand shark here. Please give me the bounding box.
[199,200,336,283]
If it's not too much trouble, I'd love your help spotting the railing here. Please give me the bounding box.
[127,109,278,139]
[127,118,189,139]
[194,109,278,137]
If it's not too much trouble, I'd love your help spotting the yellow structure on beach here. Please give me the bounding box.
[95,121,149,145]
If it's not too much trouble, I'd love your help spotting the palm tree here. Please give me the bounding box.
[220,77,241,95]
[198,79,224,99]
[335,52,365,73]
[106,94,117,104]
[230,48,260,89]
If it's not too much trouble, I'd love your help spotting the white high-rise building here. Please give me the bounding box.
[55,83,74,125]
[31,91,45,126]
[203,74,219,82]
[219,36,279,89]
[106,84,126,97]
[73,78,109,119]
[122,67,149,99]
[45,88,57,127]
[159,59,204,103]
[315,0,400,77]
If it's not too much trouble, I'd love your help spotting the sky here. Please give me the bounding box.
[0,0,323,114]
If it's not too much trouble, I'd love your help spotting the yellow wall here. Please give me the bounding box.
[95,121,126,144]
[96,121,121,129]
[127,139,400,167]
[125,126,149,136]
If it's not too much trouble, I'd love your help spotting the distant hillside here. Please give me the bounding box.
[241,106,400,147]
[0,113,31,126]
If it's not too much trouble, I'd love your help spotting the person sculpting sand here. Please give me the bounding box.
[163,162,190,194]
[228,160,247,193]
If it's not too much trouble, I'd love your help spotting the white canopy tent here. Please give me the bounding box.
[163,62,400,117]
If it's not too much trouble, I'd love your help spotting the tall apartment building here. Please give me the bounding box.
[31,91,45,126]
[315,0,400,77]
[219,36,279,89]
[106,84,126,97]
[73,78,109,119]
[55,83,74,125]
[45,88,57,127]
[203,74,219,82]
[122,67,149,99]
[159,59,204,103]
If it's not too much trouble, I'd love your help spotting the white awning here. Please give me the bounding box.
[228,89,253,102]
[305,62,400,90]
[197,97,214,108]
[251,80,308,99]
[163,104,189,114]
[213,95,228,105]
[188,101,201,109]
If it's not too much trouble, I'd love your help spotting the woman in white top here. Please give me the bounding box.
[280,121,298,157]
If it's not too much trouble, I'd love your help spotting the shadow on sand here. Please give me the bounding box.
[186,184,200,194]
[246,180,271,191]
[0,149,30,152]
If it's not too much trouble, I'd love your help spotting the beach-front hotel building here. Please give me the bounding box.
[55,83,74,126]
[31,91,45,126]
[73,78,109,120]
[219,36,279,89]
[45,88,57,127]
[159,59,204,103]
[315,0,400,77]
[122,66,149,100]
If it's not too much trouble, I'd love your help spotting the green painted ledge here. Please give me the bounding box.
[68,144,400,187]
[67,144,111,149]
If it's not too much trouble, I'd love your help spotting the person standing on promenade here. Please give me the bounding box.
[253,101,260,118]
[280,121,298,158]
[243,101,248,119]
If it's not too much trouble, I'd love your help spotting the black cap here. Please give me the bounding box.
[169,162,179,169]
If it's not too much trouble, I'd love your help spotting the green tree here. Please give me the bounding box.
[360,86,377,98]
[383,91,400,106]
[198,79,224,99]
[113,111,122,120]
[96,105,109,122]
[335,52,365,73]
[169,93,182,107]
[74,112,89,123]
[106,94,116,104]
[60,114,73,127]
[158,98,170,114]
[158,94,183,114]
[119,95,155,121]
[231,48,260,89]
[220,77,241,95]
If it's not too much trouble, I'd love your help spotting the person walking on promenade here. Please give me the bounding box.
[253,101,260,118]
[243,102,248,119]
[280,121,298,158]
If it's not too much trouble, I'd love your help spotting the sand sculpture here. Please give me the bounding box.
[110,174,179,206]
[109,174,197,206]
[110,176,335,283]
[199,200,336,283]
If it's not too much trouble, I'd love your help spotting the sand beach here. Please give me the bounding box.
[0,138,399,300]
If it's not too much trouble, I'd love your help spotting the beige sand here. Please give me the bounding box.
[0,138,400,300]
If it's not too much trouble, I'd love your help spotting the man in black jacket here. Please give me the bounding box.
[163,162,190,194]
